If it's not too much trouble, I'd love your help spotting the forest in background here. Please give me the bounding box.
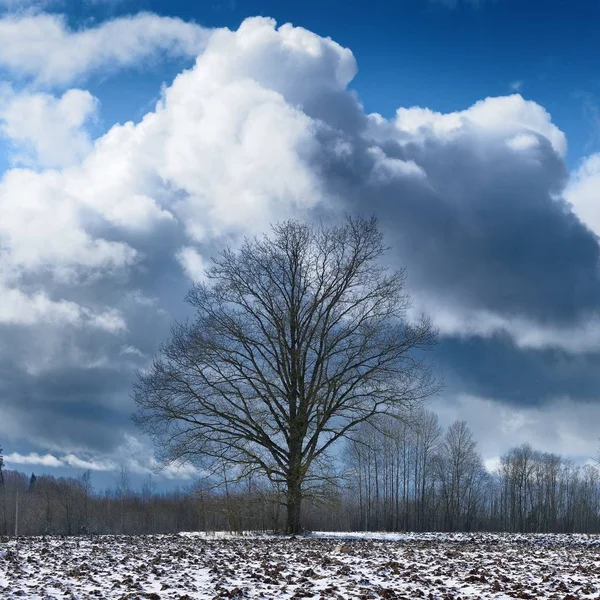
[2,410,599,536]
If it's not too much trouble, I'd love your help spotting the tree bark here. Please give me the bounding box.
[286,476,302,534]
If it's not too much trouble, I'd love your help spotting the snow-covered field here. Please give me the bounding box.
[2,531,600,599]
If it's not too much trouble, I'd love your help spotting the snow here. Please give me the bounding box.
[1,531,600,598]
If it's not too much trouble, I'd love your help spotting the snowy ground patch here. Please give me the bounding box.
[1,531,600,598]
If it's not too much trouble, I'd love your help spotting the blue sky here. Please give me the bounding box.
[1,0,600,491]
[33,0,600,168]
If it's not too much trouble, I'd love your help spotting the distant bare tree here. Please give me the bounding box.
[116,465,131,534]
[79,470,92,532]
[435,421,487,531]
[2,436,600,535]
[133,216,439,533]
[346,409,442,532]
[412,409,443,530]
[0,447,6,535]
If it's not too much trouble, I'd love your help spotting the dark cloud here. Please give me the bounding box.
[0,372,129,453]
[436,337,600,405]
[1,15,600,477]
[316,118,600,325]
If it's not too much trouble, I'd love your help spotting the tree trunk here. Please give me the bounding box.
[286,477,302,534]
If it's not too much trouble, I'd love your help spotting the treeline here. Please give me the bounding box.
[0,468,289,536]
[2,413,600,536]
[339,411,600,534]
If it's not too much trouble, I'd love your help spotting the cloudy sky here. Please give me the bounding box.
[1,0,600,489]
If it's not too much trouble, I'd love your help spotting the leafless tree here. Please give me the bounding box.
[3,432,600,535]
[346,409,442,532]
[435,420,487,531]
[0,447,6,535]
[116,464,131,534]
[79,470,92,532]
[133,216,439,533]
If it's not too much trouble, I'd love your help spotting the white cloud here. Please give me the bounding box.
[484,456,502,473]
[411,295,600,354]
[464,96,566,156]
[0,167,139,281]
[5,452,117,472]
[87,308,127,333]
[0,15,591,366]
[120,435,200,480]
[62,454,115,471]
[506,132,539,152]
[4,445,198,479]
[119,344,145,358]
[177,246,209,282]
[394,94,566,157]
[0,16,330,300]
[5,452,64,467]
[0,286,126,331]
[367,146,426,182]
[160,462,200,480]
[0,87,98,168]
[0,12,210,86]
[565,153,600,237]
[109,435,200,479]
[0,13,598,473]
[431,394,600,467]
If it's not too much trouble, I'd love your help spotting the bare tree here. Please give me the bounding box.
[412,409,443,530]
[79,470,92,533]
[3,437,600,535]
[435,421,487,531]
[0,447,6,535]
[133,216,438,533]
[345,409,442,532]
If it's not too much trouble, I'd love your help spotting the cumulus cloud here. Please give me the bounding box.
[0,167,139,282]
[0,12,210,86]
[0,87,98,168]
[346,94,599,354]
[565,153,600,237]
[392,95,566,156]
[0,14,599,478]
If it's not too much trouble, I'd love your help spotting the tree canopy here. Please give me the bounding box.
[133,216,438,533]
